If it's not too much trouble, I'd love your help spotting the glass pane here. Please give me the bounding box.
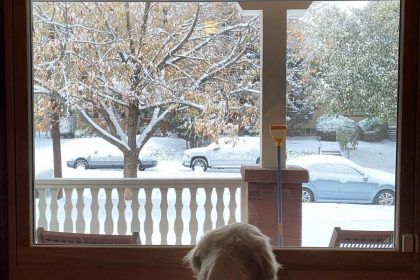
[32,1,261,245]
[31,0,400,249]
[286,1,398,247]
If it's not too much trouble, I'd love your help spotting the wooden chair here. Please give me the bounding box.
[329,227,394,248]
[36,227,141,245]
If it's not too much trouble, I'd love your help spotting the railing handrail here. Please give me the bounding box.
[35,177,244,188]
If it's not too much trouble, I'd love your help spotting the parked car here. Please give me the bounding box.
[288,155,395,205]
[182,137,260,171]
[66,150,157,171]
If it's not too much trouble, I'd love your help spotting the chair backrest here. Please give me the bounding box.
[36,227,141,245]
[329,227,394,249]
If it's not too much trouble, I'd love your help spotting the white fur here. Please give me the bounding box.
[185,223,281,280]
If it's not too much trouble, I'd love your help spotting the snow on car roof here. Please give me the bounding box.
[216,136,259,146]
[218,136,259,141]
[287,154,363,170]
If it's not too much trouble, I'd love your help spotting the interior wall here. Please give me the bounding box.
[1,1,419,280]
[0,0,9,277]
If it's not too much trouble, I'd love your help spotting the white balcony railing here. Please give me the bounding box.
[35,178,246,245]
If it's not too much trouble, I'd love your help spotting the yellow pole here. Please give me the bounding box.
[270,125,287,246]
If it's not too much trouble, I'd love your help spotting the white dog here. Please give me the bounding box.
[185,223,281,280]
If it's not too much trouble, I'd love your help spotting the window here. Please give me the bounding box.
[33,0,402,249]
[285,1,399,247]
[32,1,261,245]
[4,0,419,278]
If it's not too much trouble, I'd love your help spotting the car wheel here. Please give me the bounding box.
[375,190,394,206]
[138,161,146,171]
[191,158,208,172]
[74,159,89,169]
[302,188,314,203]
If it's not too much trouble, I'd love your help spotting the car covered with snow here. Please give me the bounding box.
[66,150,157,171]
[288,155,395,205]
[182,137,260,171]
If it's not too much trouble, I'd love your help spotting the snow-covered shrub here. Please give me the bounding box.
[74,129,85,138]
[74,127,96,138]
[315,115,356,141]
[357,118,388,142]
[336,126,359,150]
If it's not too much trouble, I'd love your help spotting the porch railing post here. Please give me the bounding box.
[241,165,309,247]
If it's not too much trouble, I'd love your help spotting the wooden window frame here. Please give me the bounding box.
[2,0,419,279]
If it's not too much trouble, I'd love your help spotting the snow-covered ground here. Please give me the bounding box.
[34,135,396,247]
[34,135,396,177]
[35,136,244,179]
[302,203,394,247]
[287,136,396,172]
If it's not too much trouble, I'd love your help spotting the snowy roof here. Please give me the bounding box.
[216,136,259,145]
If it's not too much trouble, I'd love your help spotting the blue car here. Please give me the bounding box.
[288,155,395,205]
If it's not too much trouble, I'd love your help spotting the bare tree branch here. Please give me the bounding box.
[167,17,258,66]
[78,107,130,152]
[138,99,205,111]
[156,3,200,70]
[135,106,174,150]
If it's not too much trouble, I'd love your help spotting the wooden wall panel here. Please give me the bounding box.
[2,0,420,280]
[0,0,8,277]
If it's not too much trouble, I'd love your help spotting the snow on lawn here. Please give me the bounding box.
[35,136,246,179]
[35,135,397,178]
[302,203,394,247]
[348,140,396,173]
[286,136,396,173]
[287,136,340,158]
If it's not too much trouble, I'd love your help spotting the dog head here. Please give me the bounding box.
[184,223,281,280]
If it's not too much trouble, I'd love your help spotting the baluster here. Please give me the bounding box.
[160,188,169,245]
[49,189,59,231]
[104,188,113,234]
[144,188,153,245]
[228,187,237,224]
[174,188,183,245]
[90,188,100,234]
[131,188,140,234]
[76,188,85,233]
[117,188,127,235]
[215,188,225,228]
[63,188,73,232]
[189,188,198,245]
[204,188,213,233]
[38,188,48,230]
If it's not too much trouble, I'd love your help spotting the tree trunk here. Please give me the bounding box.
[123,150,140,178]
[123,102,140,200]
[125,102,140,177]
[50,99,63,199]
[51,100,62,178]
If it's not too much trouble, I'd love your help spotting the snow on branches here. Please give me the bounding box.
[32,2,261,177]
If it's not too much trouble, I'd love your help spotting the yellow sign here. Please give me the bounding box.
[204,19,219,35]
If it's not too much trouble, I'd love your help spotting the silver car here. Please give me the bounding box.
[182,137,260,171]
[67,150,157,171]
[288,155,395,205]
